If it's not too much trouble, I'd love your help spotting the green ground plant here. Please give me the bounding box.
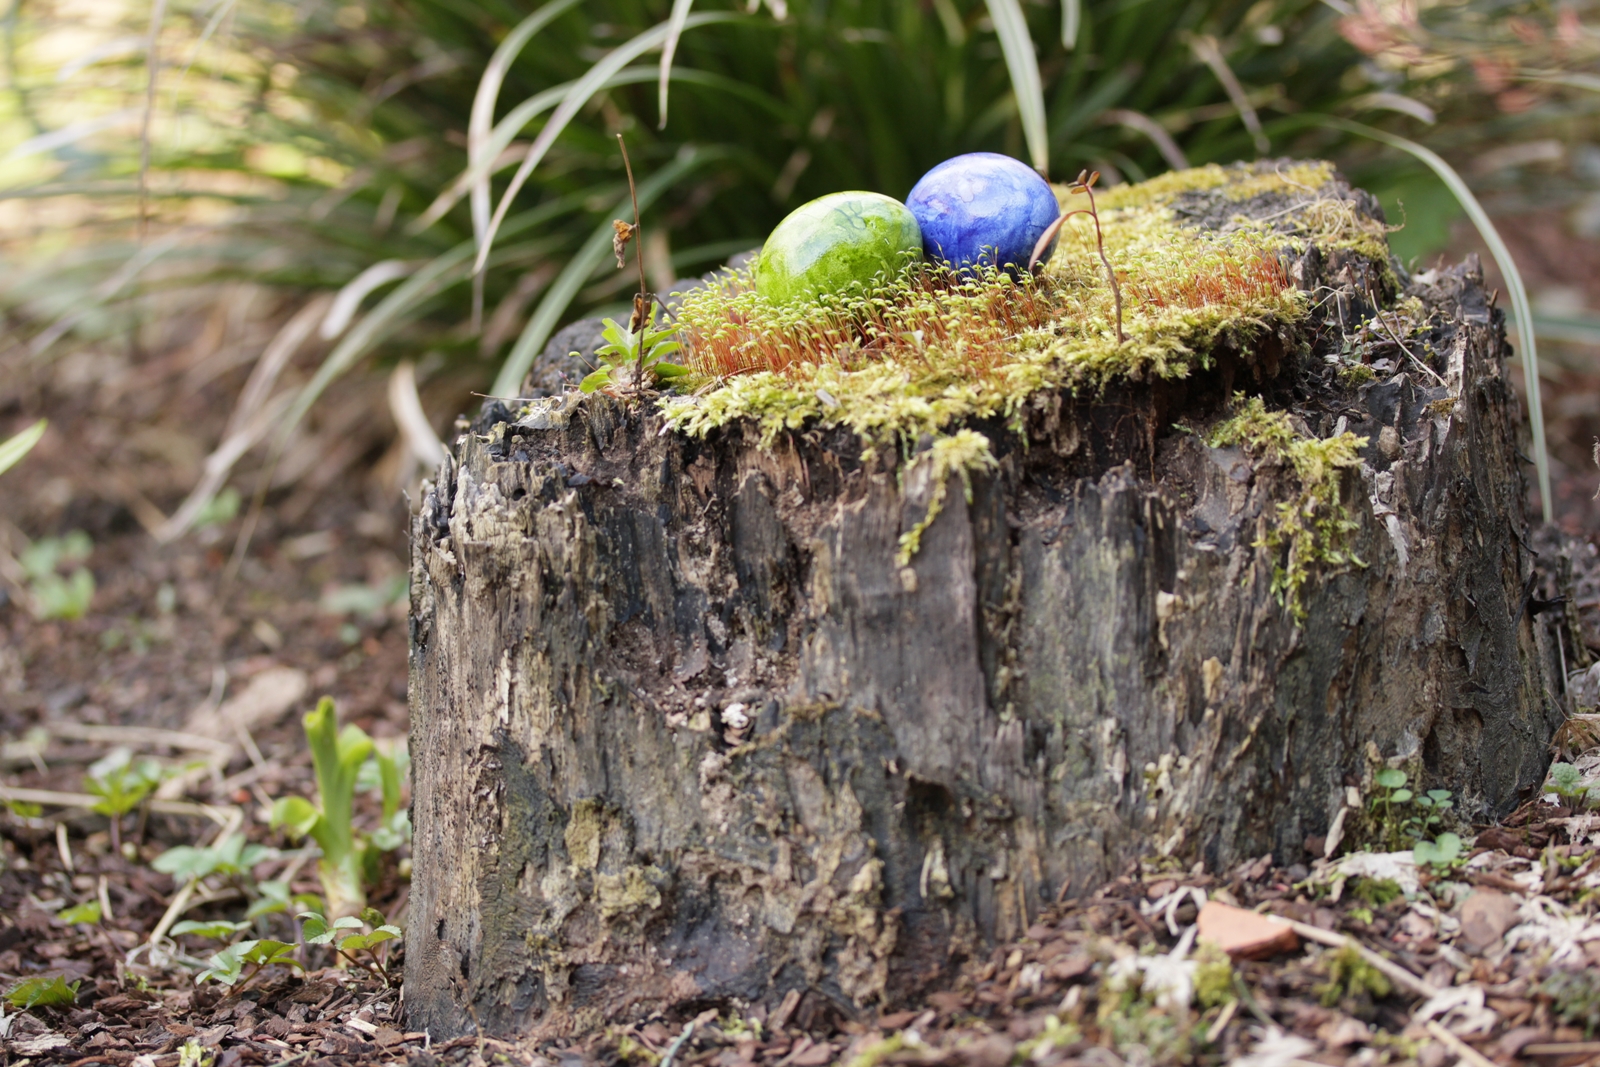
[302,907,403,984]
[1365,767,1464,869]
[18,532,95,622]
[579,314,687,394]
[1543,969,1600,1036]
[269,698,410,917]
[85,747,179,851]
[1546,763,1599,808]
[2,975,80,1010]
[1316,944,1391,1011]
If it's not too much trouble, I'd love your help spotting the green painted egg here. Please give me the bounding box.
[754,191,923,305]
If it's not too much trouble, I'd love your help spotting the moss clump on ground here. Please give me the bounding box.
[1206,394,1368,619]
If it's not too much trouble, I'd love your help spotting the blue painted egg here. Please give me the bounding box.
[906,152,1062,273]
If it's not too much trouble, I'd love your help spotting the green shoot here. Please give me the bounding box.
[300,907,403,984]
[0,419,46,479]
[85,748,166,851]
[152,833,277,884]
[270,697,374,917]
[578,315,688,395]
[359,742,412,853]
[195,939,303,989]
[19,531,95,621]
[1546,763,1596,808]
[1411,832,1465,873]
[245,879,322,920]
[4,975,80,1010]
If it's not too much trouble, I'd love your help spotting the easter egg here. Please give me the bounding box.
[753,191,923,305]
[906,152,1061,273]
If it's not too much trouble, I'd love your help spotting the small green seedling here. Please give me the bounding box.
[4,975,80,1010]
[195,939,303,988]
[300,906,403,984]
[177,1037,213,1067]
[57,901,101,925]
[1546,763,1596,808]
[578,316,688,394]
[85,748,167,850]
[1412,832,1465,872]
[271,697,374,917]
[1368,768,1455,851]
[192,487,240,531]
[152,833,277,885]
[19,530,95,620]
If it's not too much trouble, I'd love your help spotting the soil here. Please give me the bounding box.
[3,207,1600,1066]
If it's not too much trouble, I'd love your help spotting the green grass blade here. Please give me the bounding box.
[1324,117,1552,523]
[1061,0,1080,49]
[492,148,715,398]
[476,12,736,279]
[659,0,696,129]
[469,0,585,243]
[280,245,477,448]
[983,0,1049,174]
[414,68,664,235]
[0,419,46,478]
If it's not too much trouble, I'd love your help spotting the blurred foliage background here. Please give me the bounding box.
[1,0,1598,530]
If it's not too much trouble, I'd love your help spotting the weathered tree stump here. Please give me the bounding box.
[405,167,1563,1038]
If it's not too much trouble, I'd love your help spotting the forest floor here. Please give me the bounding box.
[3,223,1600,1067]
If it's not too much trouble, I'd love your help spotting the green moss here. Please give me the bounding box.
[1206,395,1368,620]
[1338,363,1377,386]
[1316,944,1392,1008]
[896,429,998,566]
[1192,942,1234,1011]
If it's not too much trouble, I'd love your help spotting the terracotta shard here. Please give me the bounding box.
[1196,901,1300,959]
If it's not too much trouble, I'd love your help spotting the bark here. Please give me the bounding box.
[405,207,1563,1038]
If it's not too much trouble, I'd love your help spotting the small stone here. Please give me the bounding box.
[1458,889,1519,949]
[721,703,751,730]
[906,152,1061,272]
[753,191,922,305]
[1196,901,1300,959]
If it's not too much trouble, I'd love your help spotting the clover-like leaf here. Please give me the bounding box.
[1375,769,1407,790]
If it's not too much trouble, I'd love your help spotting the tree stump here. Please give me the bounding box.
[404,166,1564,1038]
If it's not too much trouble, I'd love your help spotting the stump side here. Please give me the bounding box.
[405,257,1562,1038]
